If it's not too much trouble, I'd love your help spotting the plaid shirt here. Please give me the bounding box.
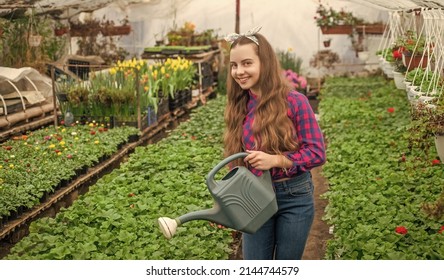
[242,90,326,181]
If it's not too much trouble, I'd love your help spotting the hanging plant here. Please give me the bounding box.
[69,19,101,37]
[323,38,332,48]
[100,17,131,36]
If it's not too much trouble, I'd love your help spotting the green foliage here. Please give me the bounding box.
[0,13,66,72]
[319,76,444,259]
[0,124,139,220]
[276,48,302,74]
[314,4,364,27]
[6,96,233,260]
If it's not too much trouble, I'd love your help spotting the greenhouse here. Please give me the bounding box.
[1,0,444,278]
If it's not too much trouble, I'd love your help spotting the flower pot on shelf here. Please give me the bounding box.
[54,27,69,36]
[101,25,131,36]
[320,25,353,35]
[323,40,331,48]
[402,52,428,71]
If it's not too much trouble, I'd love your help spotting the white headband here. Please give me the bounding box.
[224,26,262,45]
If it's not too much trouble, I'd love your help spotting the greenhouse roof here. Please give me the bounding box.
[1,0,444,19]
[0,0,153,19]
[346,0,444,10]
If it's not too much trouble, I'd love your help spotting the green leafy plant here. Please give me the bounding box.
[5,96,233,260]
[407,102,444,155]
[320,76,444,259]
[314,4,363,27]
[276,48,303,74]
[0,13,66,72]
[395,30,428,55]
[0,124,139,220]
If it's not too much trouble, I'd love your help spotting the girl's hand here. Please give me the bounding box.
[244,150,280,170]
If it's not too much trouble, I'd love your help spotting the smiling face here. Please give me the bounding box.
[229,43,261,95]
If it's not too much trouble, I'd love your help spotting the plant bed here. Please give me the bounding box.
[0,123,139,225]
[319,76,444,259]
[4,94,235,260]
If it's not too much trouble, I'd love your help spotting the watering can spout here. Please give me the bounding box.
[158,204,230,239]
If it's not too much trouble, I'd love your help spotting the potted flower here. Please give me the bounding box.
[309,50,341,69]
[100,18,131,36]
[69,19,101,37]
[408,100,444,161]
[392,47,407,89]
[323,38,332,48]
[314,4,362,35]
[54,22,69,36]
[397,30,428,70]
[283,69,307,93]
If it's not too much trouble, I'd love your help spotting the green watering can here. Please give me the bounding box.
[158,152,278,239]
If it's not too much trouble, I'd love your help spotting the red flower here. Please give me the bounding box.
[395,226,408,235]
[392,49,402,60]
[438,226,444,234]
[387,107,395,113]
[90,130,96,135]
[432,159,440,165]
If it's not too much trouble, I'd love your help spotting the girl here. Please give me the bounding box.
[224,27,326,260]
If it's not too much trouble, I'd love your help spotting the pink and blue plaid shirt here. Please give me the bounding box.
[242,90,326,181]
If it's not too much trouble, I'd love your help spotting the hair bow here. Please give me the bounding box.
[224,26,262,45]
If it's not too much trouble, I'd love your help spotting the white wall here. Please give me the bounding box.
[83,0,389,75]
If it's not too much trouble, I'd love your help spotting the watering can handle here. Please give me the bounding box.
[206,152,249,191]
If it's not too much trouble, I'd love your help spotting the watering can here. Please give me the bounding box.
[158,152,278,239]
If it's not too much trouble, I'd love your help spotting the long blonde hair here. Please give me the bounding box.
[223,34,299,166]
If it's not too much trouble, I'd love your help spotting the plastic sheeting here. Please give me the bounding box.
[0,67,53,117]
[0,0,153,19]
[345,0,444,10]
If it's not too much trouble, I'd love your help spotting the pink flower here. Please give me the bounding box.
[395,226,408,235]
[432,159,441,165]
